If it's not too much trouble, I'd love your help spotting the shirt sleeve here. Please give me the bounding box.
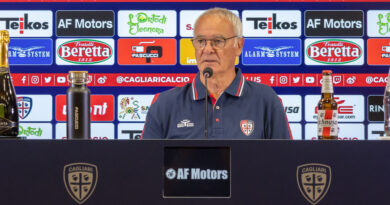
[142,94,164,139]
[265,96,292,140]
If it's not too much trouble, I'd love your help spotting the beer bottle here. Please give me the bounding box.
[0,30,18,137]
[317,70,338,140]
[67,71,90,139]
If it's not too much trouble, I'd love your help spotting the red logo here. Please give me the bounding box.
[118,39,176,65]
[55,74,69,86]
[279,75,289,85]
[367,39,390,65]
[186,24,194,31]
[30,75,41,85]
[42,74,54,86]
[55,95,114,121]
[57,39,113,64]
[292,74,302,85]
[240,120,254,136]
[334,97,353,114]
[306,40,362,64]
[315,97,353,114]
[333,75,343,85]
[303,74,317,87]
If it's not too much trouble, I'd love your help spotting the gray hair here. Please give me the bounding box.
[194,8,243,37]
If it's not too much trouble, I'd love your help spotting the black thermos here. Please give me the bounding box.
[66,71,90,139]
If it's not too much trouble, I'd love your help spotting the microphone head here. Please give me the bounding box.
[203,67,213,78]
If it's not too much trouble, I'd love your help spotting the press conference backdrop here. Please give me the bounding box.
[1,0,389,140]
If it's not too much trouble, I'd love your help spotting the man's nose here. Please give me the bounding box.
[203,40,215,53]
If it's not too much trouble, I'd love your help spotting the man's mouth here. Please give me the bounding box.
[203,60,218,63]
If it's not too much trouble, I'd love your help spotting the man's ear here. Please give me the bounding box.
[235,37,244,56]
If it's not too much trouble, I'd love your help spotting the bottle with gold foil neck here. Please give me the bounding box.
[0,30,19,137]
[317,70,338,140]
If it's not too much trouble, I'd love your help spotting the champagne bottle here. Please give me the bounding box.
[0,30,18,137]
[66,71,90,139]
[317,70,338,140]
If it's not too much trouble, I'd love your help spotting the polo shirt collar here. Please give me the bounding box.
[191,67,246,101]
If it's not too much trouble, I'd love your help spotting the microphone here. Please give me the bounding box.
[203,67,213,139]
[203,67,213,78]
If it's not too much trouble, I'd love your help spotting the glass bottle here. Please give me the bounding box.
[0,30,18,137]
[317,70,338,140]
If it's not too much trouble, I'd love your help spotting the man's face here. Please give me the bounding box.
[194,15,243,76]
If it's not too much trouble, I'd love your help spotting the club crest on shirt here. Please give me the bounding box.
[240,120,254,136]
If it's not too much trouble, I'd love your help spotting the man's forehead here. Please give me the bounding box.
[195,14,230,27]
[194,15,234,38]
[194,34,226,38]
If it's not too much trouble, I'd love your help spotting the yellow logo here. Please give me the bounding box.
[180,38,239,65]
[297,163,331,205]
[63,163,98,204]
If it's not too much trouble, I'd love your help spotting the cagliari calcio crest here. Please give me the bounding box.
[297,163,332,205]
[63,162,98,204]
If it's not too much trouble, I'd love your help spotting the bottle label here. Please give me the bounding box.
[0,117,17,133]
[321,75,333,94]
[0,103,4,118]
[317,110,338,137]
[0,67,9,73]
[74,106,79,130]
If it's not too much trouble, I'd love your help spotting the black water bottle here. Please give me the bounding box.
[0,30,18,137]
[67,71,90,139]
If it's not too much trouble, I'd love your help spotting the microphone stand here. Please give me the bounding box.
[205,74,209,139]
[203,67,213,139]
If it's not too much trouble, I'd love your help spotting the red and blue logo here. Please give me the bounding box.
[17,96,32,119]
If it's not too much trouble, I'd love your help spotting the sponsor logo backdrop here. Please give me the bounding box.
[118,38,176,65]
[0,10,52,37]
[17,95,52,121]
[367,10,390,37]
[242,10,301,37]
[117,123,144,139]
[0,2,389,139]
[304,10,364,37]
[242,38,301,65]
[9,38,53,65]
[56,10,114,37]
[55,123,115,139]
[117,10,176,37]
